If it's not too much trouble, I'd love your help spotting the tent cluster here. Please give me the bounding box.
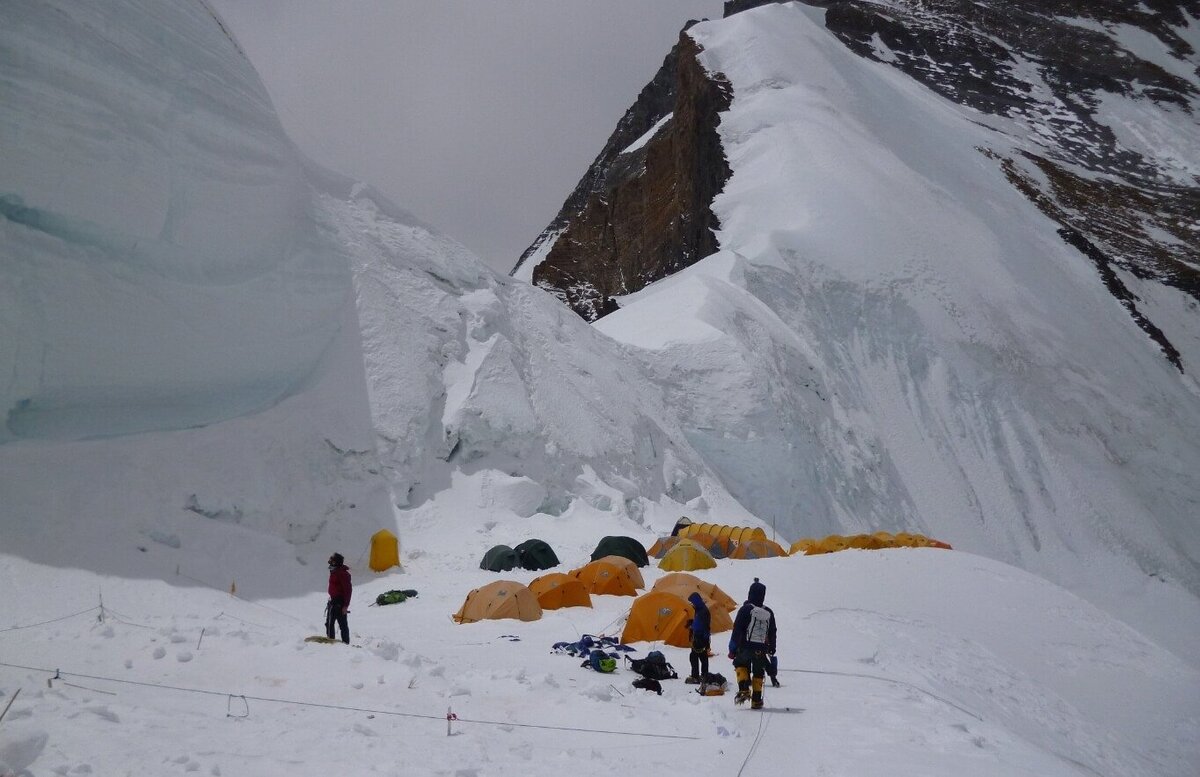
[455,538,654,624]
[647,525,786,571]
[790,532,953,555]
[479,539,560,572]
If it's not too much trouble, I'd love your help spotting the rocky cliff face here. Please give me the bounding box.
[523,0,1199,369]
[512,31,731,321]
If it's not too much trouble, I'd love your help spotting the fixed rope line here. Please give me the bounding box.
[781,667,982,721]
[0,606,101,634]
[736,705,772,777]
[0,661,698,741]
[174,567,304,624]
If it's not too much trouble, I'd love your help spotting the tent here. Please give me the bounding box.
[729,539,788,559]
[686,532,733,559]
[620,591,694,647]
[808,534,850,555]
[480,544,519,572]
[594,555,646,589]
[653,573,737,613]
[789,537,817,555]
[620,590,733,646]
[647,535,684,558]
[590,536,649,567]
[368,529,400,572]
[570,558,640,596]
[847,534,888,550]
[514,538,560,571]
[528,573,592,610]
[679,523,767,545]
[657,540,717,572]
[452,580,542,624]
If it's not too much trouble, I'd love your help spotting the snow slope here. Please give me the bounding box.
[596,2,1200,660]
[2,498,1197,776]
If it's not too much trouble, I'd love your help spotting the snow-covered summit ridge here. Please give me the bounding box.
[597,2,1200,657]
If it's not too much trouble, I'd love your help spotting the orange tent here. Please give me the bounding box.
[808,534,850,554]
[647,536,684,558]
[653,573,738,613]
[570,558,640,596]
[789,538,817,555]
[452,581,542,624]
[594,555,645,589]
[621,591,694,647]
[872,531,898,548]
[687,532,734,559]
[729,539,788,559]
[847,534,887,550]
[680,524,767,545]
[528,573,592,610]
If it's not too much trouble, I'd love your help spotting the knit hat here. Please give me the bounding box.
[329,552,344,567]
[748,577,766,605]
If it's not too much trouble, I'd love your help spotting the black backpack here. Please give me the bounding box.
[628,650,678,681]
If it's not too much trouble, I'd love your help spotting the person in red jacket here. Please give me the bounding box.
[326,552,352,644]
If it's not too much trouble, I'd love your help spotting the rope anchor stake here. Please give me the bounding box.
[447,707,457,736]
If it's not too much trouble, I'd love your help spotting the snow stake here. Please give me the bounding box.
[447,707,457,736]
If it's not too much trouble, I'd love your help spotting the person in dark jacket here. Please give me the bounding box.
[326,552,352,644]
[685,592,711,684]
[727,577,776,709]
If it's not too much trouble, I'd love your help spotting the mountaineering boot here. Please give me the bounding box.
[770,677,781,688]
[734,666,751,703]
[685,675,701,684]
[751,677,764,709]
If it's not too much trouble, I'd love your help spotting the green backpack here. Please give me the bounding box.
[375,589,418,606]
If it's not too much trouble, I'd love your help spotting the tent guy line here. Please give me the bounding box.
[0,661,702,741]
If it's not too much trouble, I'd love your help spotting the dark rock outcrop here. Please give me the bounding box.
[513,31,732,321]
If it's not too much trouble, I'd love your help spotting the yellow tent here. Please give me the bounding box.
[621,591,694,647]
[453,580,542,624]
[657,540,717,572]
[369,529,400,572]
[653,573,737,612]
[594,555,646,589]
[529,573,592,610]
[872,531,898,548]
[679,523,768,545]
[570,559,640,596]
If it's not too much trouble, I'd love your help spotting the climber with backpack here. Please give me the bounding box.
[727,577,777,709]
[684,592,711,684]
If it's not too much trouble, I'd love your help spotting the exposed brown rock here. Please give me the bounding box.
[518,33,732,321]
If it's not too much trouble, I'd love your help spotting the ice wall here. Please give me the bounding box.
[0,0,348,441]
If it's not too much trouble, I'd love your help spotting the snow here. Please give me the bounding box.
[2,507,1198,776]
[2,1,1200,774]
[619,112,674,156]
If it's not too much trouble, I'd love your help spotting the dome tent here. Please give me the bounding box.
[686,532,733,559]
[657,540,717,572]
[368,529,400,572]
[621,591,695,647]
[480,545,519,572]
[653,573,737,613]
[594,555,646,589]
[528,573,592,610]
[452,580,542,624]
[728,539,788,559]
[590,536,649,567]
[514,538,559,571]
[570,558,640,596]
[647,535,684,558]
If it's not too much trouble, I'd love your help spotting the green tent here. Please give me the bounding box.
[514,539,560,571]
[590,535,649,568]
[480,544,519,572]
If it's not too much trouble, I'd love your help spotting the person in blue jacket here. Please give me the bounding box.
[685,592,711,683]
[727,577,777,709]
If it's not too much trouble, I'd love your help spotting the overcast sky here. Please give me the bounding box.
[209,1,726,274]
